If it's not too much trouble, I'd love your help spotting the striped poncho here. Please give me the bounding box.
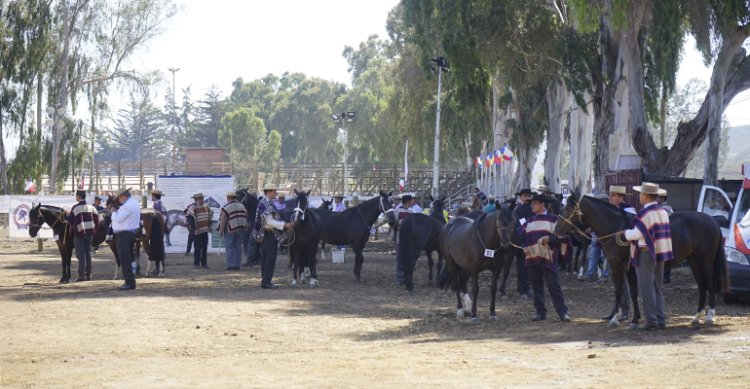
[628,203,674,266]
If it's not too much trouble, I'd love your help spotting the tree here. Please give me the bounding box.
[101,89,166,164]
[47,0,177,193]
[218,108,267,165]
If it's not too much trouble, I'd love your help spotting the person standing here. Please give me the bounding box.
[252,183,293,289]
[510,188,534,299]
[657,189,675,283]
[68,190,99,282]
[245,193,263,267]
[521,193,570,322]
[218,192,248,271]
[151,190,167,219]
[110,188,140,290]
[92,195,106,254]
[183,199,195,256]
[333,194,346,212]
[187,193,212,269]
[621,182,674,330]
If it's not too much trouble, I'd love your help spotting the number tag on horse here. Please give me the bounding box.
[519,218,527,226]
[484,249,496,258]
[53,234,59,241]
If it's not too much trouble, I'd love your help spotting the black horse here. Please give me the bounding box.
[396,198,449,292]
[555,191,727,328]
[28,203,109,283]
[303,191,396,281]
[437,202,517,322]
[236,188,260,256]
[285,190,323,288]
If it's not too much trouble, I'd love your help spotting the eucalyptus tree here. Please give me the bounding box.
[46,0,177,193]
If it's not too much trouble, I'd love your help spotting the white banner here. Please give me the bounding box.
[8,196,74,238]
[0,195,10,214]
[155,175,235,253]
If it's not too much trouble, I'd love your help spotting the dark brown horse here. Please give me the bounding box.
[28,204,109,283]
[106,195,166,277]
[555,191,727,328]
[437,202,517,322]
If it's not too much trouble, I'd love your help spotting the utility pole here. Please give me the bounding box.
[168,67,180,173]
[331,112,355,196]
[431,57,449,198]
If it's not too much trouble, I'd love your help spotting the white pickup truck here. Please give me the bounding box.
[698,172,750,302]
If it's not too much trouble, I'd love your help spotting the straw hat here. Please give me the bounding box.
[116,187,132,197]
[226,191,237,198]
[332,193,344,199]
[262,183,279,191]
[191,192,204,199]
[609,185,627,195]
[657,188,668,197]
[151,189,163,196]
[633,182,661,195]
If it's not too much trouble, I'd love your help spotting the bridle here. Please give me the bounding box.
[292,198,307,222]
[557,198,629,246]
[30,206,66,230]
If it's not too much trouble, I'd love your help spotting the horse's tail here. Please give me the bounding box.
[435,259,451,289]
[149,214,166,262]
[714,238,727,294]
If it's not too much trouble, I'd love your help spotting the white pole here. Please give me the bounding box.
[432,67,443,198]
[343,124,348,197]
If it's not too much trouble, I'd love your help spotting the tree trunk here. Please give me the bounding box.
[0,110,9,194]
[568,92,594,193]
[49,3,73,194]
[543,82,570,192]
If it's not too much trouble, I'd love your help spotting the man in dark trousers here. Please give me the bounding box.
[186,193,212,269]
[183,199,195,256]
[521,193,570,322]
[68,190,99,281]
[92,195,106,254]
[251,183,293,289]
[509,188,534,299]
[110,187,141,290]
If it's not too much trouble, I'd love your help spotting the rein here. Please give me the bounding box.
[559,199,629,247]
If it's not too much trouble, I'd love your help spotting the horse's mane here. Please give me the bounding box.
[582,194,628,218]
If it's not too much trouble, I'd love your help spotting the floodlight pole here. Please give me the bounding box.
[431,57,448,198]
[168,67,180,173]
[332,112,355,196]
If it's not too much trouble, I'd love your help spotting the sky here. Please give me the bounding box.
[2,0,749,160]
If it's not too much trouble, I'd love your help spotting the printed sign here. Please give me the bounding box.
[8,196,73,238]
[155,175,235,253]
[484,249,496,258]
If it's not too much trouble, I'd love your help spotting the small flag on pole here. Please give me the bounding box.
[24,179,36,193]
[502,143,514,161]
[494,149,503,165]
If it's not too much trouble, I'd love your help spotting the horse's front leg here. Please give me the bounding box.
[426,250,434,281]
[606,262,628,328]
[489,268,500,321]
[498,252,513,299]
[57,240,70,283]
[626,266,641,328]
[470,272,480,323]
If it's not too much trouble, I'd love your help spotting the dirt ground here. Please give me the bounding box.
[1,230,750,388]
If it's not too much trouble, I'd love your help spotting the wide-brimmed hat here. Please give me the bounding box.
[401,193,414,201]
[537,185,552,194]
[191,192,204,199]
[609,185,627,195]
[332,193,344,199]
[530,193,553,203]
[262,183,279,191]
[151,189,163,196]
[515,188,533,196]
[94,195,104,201]
[657,188,668,197]
[226,191,237,198]
[116,187,132,197]
[633,182,661,195]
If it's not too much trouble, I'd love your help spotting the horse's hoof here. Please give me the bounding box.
[607,320,619,329]
[705,319,714,327]
[456,309,465,318]
[59,279,69,284]
[489,315,498,322]
[309,279,318,288]
[627,323,639,330]
[469,317,480,324]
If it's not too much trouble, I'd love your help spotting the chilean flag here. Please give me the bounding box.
[502,143,513,161]
[494,149,503,165]
[24,179,36,193]
[476,156,482,169]
[485,153,492,167]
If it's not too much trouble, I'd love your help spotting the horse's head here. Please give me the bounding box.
[28,203,44,237]
[496,200,518,248]
[379,190,396,225]
[430,195,447,213]
[554,190,586,237]
[205,196,221,208]
[106,194,120,209]
[235,188,247,203]
[291,189,310,223]
[319,198,333,212]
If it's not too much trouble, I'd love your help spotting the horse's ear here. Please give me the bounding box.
[387,190,393,197]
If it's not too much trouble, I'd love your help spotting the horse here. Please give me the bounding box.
[236,188,260,259]
[28,203,109,283]
[286,190,322,288]
[437,202,517,322]
[164,209,187,246]
[303,191,396,281]
[554,191,727,328]
[397,196,449,290]
[106,195,166,277]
